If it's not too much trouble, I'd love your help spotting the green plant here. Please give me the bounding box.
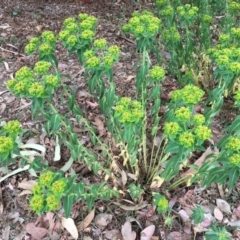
[205,226,232,240]
[190,205,205,224]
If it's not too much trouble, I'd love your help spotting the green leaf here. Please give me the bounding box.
[67,95,75,110]
[63,195,74,218]
[228,169,239,189]
[50,114,62,134]
[151,98,161,116]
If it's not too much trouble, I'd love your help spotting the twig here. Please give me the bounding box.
[0,46,26,57]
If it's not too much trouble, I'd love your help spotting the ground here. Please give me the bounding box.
[1,0,240,240]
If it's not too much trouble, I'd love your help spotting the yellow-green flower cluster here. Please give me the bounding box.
[176,4,198,22]
[179,131,195,148]
[34,61,51,75]
[51,179,67,194]
[149,66,165,82]
[219,34,230,44]
[0,136,14,153]
[156,0,169,7]
[83,49,95,59]
[65,22,78,32]
[94,38,107,50]
[229,1,240,12]
[159,5,174,17]
[154,194,169,214]
[193,114,205,125]
[30,195,45,213]
[29,83,45,97]
[66,35,78,47]
[107,45,120,57]
[115,98,144,124]
[44,75,59,87]
[86,56,101,69]
[231,27,240,39]
[194,125,212,141]
[175,106,191,121]
[41,30,56,45]
[122,11,161,37]
[30,172,67,214]
[24,37,40,54]
[229,153,240,166]
[3,120,21,134]
[103,55,114,67]
[15,66,34,80]
[39,43,53,55]
[225,137,240,151]
[162,26,181,43]
[59,14,96,50]
[58,30,71,41]
[46,195,60,211]
[201,14,213,24]
[163,122,182,135]
[63,17,77,26]
[81,30,95,40]
[171,85,205,105]
[39,171,54,186]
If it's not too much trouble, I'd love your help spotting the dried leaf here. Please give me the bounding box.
[94,213,112,228]
[234,206,240,218]
[25,223,48,239]
[124,75,135,83]
[54,135,61,161]
[113,202,148,211]
[19,190,32,196]
[18,180,37,190]
[86,100,98,108]
[140,225,155,240]
[216,199,231,214]
[166,231,182,240]
[94,117,105,136]
[61,217,78,239]
[77,208,95,231]
[2,226,10,240]
[121,221,136,240]
[181,147,213,178]
[228,220,240,227]
[214,207,223,221]
[104,229,122,240]
[121,170,127,186]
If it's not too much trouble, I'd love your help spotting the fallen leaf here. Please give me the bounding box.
[94,117,105,136]
[166,231,182,240]
[140,225,155,240]
[61,217,78,239]
[19,190,32,196]
[2,226,10,240]
[214,207,223,221]
[216,199,231,214]
[94,213,112,228]
[234,206,240,218]
[181,147,213,178]
[113,202,148,211]
[77,208,95,231]
[121,170,127,186]
[105,229,123,240]
[228,220,240,227]
[124,75,135,83]
[121,221,136,240]
[86,100,98,108]
[18,180,37,190]
[25,222,48,239]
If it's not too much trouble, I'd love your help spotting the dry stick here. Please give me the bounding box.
[0,46,26,57]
